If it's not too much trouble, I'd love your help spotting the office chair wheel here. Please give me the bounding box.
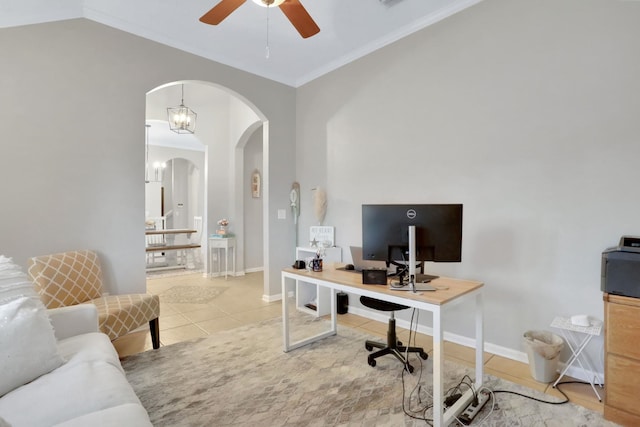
[397,340,403,346]
[368,356,377,367]
[365,343,373,352]
[420,351,429,360]
[405,363,414,373]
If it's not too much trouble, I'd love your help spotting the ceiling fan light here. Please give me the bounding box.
[252,0,286,7]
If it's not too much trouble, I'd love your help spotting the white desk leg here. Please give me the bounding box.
[433,307,443,427]
[282,275,291,352]
[440,294,483,426]
[475,292,484,387]
[330,288,337,333]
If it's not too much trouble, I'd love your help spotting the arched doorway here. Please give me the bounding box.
[144,121,205,271]
[145,81,268,292]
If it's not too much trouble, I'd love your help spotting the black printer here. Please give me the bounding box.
[602,236,640,298]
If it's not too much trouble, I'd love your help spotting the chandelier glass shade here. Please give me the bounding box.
[167,84,197,134]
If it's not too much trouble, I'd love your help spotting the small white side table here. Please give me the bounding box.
[209,237,236,279]
[550,316,603,401]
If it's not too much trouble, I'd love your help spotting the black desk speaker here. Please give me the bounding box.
[362,269,387,285]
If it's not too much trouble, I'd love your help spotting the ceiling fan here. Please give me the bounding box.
[200,0,320,39]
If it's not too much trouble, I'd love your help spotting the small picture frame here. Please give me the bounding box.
[252,170,261,198]
[310,226,335,247]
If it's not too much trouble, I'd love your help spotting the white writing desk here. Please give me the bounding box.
[281,265,484,427]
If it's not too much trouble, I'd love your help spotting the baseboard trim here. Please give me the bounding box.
[272,291,603,383]
[264,293,282,303]
[345,307,602,383]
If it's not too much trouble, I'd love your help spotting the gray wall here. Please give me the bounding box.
[0,19,295,296]
[244,128,264,271]
[295,0,640,365]
[3,0,639,371]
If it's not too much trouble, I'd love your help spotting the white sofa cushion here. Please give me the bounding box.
[0,255,64,398]
[0,297,65,397]
[0,256,39,303]
[0,352,146,426]
[56,332,123,373]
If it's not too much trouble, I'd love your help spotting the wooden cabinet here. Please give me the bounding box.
[604,293,640,426]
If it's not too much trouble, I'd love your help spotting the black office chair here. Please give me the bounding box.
[360,295,428,373]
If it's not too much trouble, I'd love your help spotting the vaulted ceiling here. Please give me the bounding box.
[1,0,482,87]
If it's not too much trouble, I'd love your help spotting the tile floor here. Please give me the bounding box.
[112,271,605,415]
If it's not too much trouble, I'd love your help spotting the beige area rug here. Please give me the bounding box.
[121,314,616,427]
[159,285,229,304]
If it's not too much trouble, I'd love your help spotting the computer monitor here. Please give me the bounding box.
[362,204,463,281]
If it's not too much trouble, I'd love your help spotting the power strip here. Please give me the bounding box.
[457,390,490,425]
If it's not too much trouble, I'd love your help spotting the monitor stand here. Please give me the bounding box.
[389,226,441,292]
[390,270,438,292]
[407,226,440,292]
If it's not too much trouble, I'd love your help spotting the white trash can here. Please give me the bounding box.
[523,330,564,383]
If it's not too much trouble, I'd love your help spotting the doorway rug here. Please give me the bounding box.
[121,314,617,426]
[146,269,204,280]
[159,285,228,304]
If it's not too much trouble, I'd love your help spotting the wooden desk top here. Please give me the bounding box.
[283,263,483,306]
[145,228,197,235]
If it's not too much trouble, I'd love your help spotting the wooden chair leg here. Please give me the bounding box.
[149,318,160,349]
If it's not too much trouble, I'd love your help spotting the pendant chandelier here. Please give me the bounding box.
[167,84,197,134]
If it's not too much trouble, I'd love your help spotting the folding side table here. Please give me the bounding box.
[550,316,603,401]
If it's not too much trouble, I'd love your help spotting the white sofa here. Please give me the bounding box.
[0,304,152,427]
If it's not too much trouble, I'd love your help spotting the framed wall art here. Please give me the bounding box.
[251,170,261,198]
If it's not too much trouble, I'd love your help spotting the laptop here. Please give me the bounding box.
[348,246,391,273]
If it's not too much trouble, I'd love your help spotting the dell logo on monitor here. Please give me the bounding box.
[406,209,417,219]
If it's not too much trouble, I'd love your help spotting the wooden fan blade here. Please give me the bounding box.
[200,0,246,25]
[279,0,320,39]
